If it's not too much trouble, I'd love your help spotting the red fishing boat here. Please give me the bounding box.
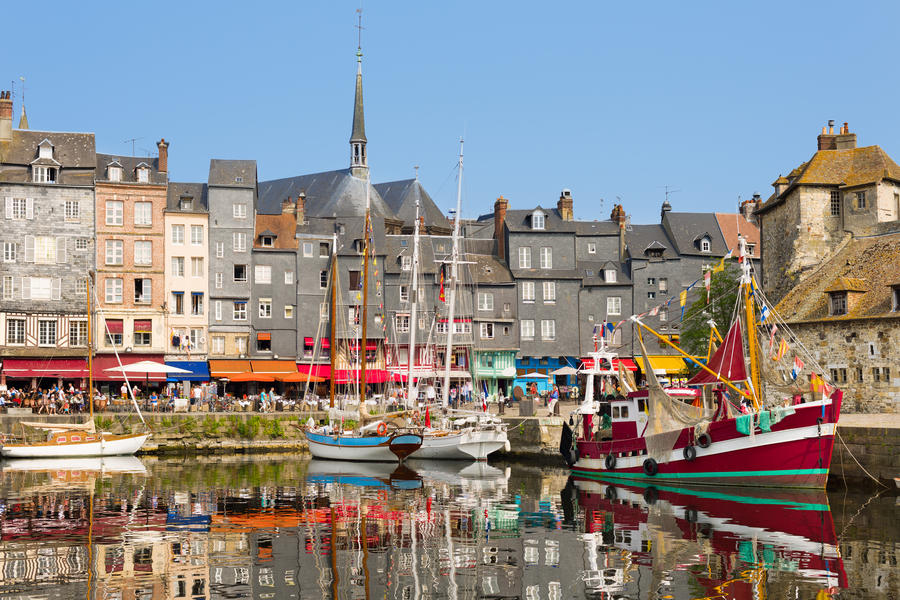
[562,240,841,488]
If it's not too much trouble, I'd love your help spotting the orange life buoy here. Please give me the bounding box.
[377,422,388,436]
[377,490,388,501]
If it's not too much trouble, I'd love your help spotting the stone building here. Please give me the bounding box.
[94,143,169,381]
[164,182,210,376]
[772,235,900,413]
[207,159,257,360]
[0,91,96,389]
[756,122,900,303]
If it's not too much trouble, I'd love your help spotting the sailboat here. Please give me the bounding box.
[1,274,151,458]
[563,238,841,488]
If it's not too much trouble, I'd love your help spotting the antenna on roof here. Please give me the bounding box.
[123,137,144,157]
[661,184,680,204]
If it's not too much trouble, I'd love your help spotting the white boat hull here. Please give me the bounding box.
[0,433,150,459]
[305,431,422,462]
[412,428,508,460]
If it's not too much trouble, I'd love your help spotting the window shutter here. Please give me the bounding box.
[51,278,61,300]
[24,236,34,262]
[56,237,67,263]
[13,277,20,299]
[25,198,34,220]
[22,277,31,299]
[4,198,11,219]
[142,279,151,303]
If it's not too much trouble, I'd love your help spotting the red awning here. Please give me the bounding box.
[104,319,124,334]
[92,355,167,381]
[298,364,331,378]
[334,369,389,384]
[347,341,377,351]
[257,332,271,341]
[304,337,330,349]
[133,320,152,333]
[581,357,637,371]
[1,358,89,379]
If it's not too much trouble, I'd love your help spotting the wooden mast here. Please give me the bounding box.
[740,238,762,410]
[330,234,338,409]
[87,273,93,422]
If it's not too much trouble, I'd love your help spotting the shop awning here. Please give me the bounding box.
[104,319,124,334]
[257,332,271,341]
[227,372,275,382]
[249,360,297,375]
[133,320,152,333]
[580,357,638,371]
[92,355,167,381]
[334,369,389,384]
[165,361,210,382]
[298,364,331,378]
[1,358,89,379]
[208,360,252,378]
[304,337,330,349]
[347,341,377,351]
[634,355,688,375]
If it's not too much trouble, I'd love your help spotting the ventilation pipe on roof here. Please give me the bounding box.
[494,195,508,261]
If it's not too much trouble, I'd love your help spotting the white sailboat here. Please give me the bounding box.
[1,274,151,458]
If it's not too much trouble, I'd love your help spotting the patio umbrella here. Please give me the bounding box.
[549,366,578,376]
[275,372,327,383]
[104,360,192,389]
[520,371,550,379]
[225,372,275,383]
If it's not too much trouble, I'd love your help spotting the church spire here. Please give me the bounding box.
[17,76,28,130]
[349,12,368,179]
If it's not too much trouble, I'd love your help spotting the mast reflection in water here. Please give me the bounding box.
[0,455,894,599]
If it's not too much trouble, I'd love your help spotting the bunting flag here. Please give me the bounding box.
[712,250,733,273]
[773,338,789,361]
[704,270,711,304]
[792,355,805,380]
[481,381,489,411]
[769,323,779,352]
[439,270,446,302]
[759,305,769,323]
[424,405,431,428]
[649,305,660,316]
[679,289,688,320]
[606,322,615,334]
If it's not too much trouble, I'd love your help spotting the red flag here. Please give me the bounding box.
[439,270,446,302]
[424,406,431,428]
[704,270,711,304]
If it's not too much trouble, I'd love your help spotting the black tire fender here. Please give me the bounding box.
[643,458,658,476]
[643,486,658,505]
[685,507,699,523]
[604,453,616,470]
[605,485,618,501]
[682,445,697,462]
[697,433,712,448]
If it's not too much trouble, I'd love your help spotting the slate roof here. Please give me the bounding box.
[208,159,257,188]
[625,224,677,260]
[578,260,632,285]
[469,253,514,284]
[374,178,450,230]
[574,220,619,236]
[166,182,208,213]
[505,206,577,233]
[254,213,298,249]
[384,235,439,275]
[96,152,167,184]
[758,145,900,214]
[0,130,96,185]
[715,213,760,255]
[775,235,900,322]
[258,169,396,219]
[662,212,729,256]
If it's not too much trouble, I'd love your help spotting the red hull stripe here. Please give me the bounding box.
[572,468,827,481]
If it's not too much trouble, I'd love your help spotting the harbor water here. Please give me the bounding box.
[0,455,894,599]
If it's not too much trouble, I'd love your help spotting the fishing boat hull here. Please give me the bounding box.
[569,398,840,488]
[305,431,423,462]
[412,428,509,460]
[0,432,150,459]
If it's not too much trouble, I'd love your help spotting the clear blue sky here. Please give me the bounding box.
[5,1,900,223]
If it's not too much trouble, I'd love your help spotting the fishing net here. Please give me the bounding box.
[639,333,714,463]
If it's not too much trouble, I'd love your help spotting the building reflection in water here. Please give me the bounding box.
[0,455,894,599]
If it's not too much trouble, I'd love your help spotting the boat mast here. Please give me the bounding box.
[361,183,371,405]
[330,233,338,409]
[739,237,762,410]
[442,139,464,405]
[406,193,421,407]
[87,273,93,422]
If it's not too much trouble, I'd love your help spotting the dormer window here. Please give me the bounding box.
[700,237,711,252]
[532,212,545,230]
[401,256,412,271]
[179,197,193,211]
[38,141,54,160]
[747,243,755,256]
[136,166,150,183]
[32,166,57,183]
[260,236,274,248]
[604,268,617,283]
[646,248,664,258]
[892,285,900,312]
[829,291,847,316]
[108,165,123,182]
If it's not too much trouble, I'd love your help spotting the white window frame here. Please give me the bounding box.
[136,167,150,183]
[480,322,494,339]
[134,202,152,226]
[605,268,617,283]
[29,276,54,300]
[191,257,204,277]
[258,299,272,318]
[520,319,535,340]
[302,242,313,257]
[541,319,556,341]
[38,319,57,347]
[105,278,123,303]
[171,224,184,245]
[215,272,223,289]
[542,281,556,303]
[212,335,225,354]
[3,241,16,262]
[607,296,622,316]
[172,257,185,277]
[539,247,552,269]
[395,314,410,334]
[399,285,409,303]
[190,225,203,245]
[521,281,535,303]
[214,300,222,321]
[255,265,272,284]
[233,232,246,252]
[64,200,80,221]
[233,203,247,219]
[6,317,26,345]
[106,201,123,226]
[518,246,531,269]
[284,305,294,319]
[134,240,152,266]
[191,293,204,316]
[587,242,596,254]
[700,238,711,252]
[532,212,545,230]
[401,255,412,271]
[105,240,123,265]
[215,241,224,258]
[233,302,247,321]
[234,264,247,282]
[284,271,294,285]
[478,292,494,311]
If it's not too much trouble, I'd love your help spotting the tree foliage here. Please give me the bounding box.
[679,263,742,372]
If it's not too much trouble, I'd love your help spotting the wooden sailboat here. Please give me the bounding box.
[1,274,151,458]
[564,238,841,488]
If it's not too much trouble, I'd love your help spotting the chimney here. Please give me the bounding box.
[281,196,296,215]
[741,194,762,222]
[296,192,306,226]
[660,200,672,219]
[0,91,12,144]
[156,138,169,173]
[557,189,574,221]
[835,122,857,150]
[610,204,627,261]
[494,195,509,260]
[817,120,837,150]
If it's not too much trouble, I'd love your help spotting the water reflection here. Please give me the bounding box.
[0,455,893,599]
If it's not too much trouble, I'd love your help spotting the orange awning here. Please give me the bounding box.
[208,360,252,377]
[250,360,298,374]
[227,372,275,382]
[276,372,327,383]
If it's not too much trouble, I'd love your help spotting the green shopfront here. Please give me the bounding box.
[473,350,517,399]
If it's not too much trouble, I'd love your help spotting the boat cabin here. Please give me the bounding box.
[610,388,699,440]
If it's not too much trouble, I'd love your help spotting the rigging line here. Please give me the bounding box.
[835,428,888,488]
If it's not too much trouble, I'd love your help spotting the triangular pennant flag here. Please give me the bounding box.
[759,305,769,323]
